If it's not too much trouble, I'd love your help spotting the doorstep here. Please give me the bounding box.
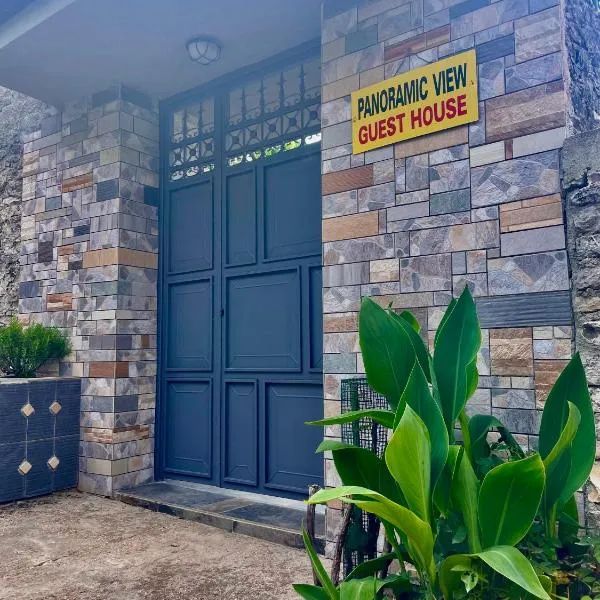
[116,480,325,553]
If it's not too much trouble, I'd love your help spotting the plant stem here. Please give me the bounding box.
[383,522,407,575]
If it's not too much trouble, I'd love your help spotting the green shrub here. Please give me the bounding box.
[295,288,598,599]
[0,320,71,378]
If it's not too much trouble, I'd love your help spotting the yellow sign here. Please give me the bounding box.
[351,50,479,154]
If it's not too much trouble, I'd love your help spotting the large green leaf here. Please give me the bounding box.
[328,445,404,505]
[539,353,595,506]
[476,547,551,600]
[307,409,395,430]
[308,486,435,582]
[543,401,581,512]
[338,577,382,600]
[293,585,330,600]
[441,547,551,600]
[393,363,448,489]
[543,402,580,470]
[433,288,481,434]
[434,298,457,347]
[389,310,431,382]
[478,454,545,548]
[301,528,339,599]
[359,298,416,410]
[451,445,482,553]
[469,414,525,467]
[315,440,357,453]
[386,405,431,522]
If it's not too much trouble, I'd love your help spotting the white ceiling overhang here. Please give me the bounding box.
[0,0,322,106]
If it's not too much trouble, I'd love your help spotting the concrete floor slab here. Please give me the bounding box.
[0,491,314,600]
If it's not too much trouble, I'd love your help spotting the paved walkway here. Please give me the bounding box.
[0,491,313,600]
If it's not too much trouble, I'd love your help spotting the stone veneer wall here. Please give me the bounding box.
[19,85,159,496]
[320,0,580,553]
[0,88,51,324]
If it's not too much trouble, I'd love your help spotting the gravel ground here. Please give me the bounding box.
[0,491,313,600]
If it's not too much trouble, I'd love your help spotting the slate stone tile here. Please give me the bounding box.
[450,0,490,20]
[487,251,569,295]
[515,6,561,62]
[492,408,541,435]
[429,144,469,166]
[19,281,40,298]
[400,254,452,292]
[38,240,54,263]
[410,220,499,255]
[500,224,565,256]
[406,154,430,191]
[471,151,559,207]
[485,81,565,143]
[492,388,535,409]
[323,263,369,287]
[429,159,470,194]
[505,51,562,93]
[324,352,356,373]
[430,189,471,215]
[478,58,505,100]
[476,34,514,63]
[454,272,489,296]
[324,235,395,265]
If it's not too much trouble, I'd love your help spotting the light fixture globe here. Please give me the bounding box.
[186,37,221,65]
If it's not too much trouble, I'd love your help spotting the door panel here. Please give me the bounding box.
[167,279,212,370]
[225,170,256,266]
[265,382,324,493]
[165,381,212,478]
[224,380,258,485]
[264,154,322,261]
[225,269,301,371]
[169,181,213,273]
[160,48,323,498]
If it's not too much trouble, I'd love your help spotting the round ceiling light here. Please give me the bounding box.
[186,37,222,65]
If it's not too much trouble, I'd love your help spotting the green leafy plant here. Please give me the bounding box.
[295,288,597,599]
[0,320,71,378]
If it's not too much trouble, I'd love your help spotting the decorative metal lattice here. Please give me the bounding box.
[168,53,321,181]
[169,97,216,181]
[340,378,389,577]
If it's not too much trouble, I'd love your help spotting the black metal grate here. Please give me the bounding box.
[340,378,389,576]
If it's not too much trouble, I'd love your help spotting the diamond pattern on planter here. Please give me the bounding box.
[21,402,35,418]
[49,401,62,415]
[47,456,60,471]
[18,460,32,475]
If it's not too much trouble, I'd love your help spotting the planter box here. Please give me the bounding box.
[0,377,80,503]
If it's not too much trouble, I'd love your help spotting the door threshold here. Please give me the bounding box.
[116,479,325,553]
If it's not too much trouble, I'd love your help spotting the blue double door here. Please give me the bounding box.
[160,89,324,498]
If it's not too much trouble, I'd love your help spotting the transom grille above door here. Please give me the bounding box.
[168,53,321,182]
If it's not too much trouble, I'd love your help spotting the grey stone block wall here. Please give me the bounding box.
[564,0,600,134]
[562,129,600,529]
[0,87,52,324]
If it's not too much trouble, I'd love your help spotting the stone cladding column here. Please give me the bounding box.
[19,85,159,495]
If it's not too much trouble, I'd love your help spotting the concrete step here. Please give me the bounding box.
[116,480,325,553]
